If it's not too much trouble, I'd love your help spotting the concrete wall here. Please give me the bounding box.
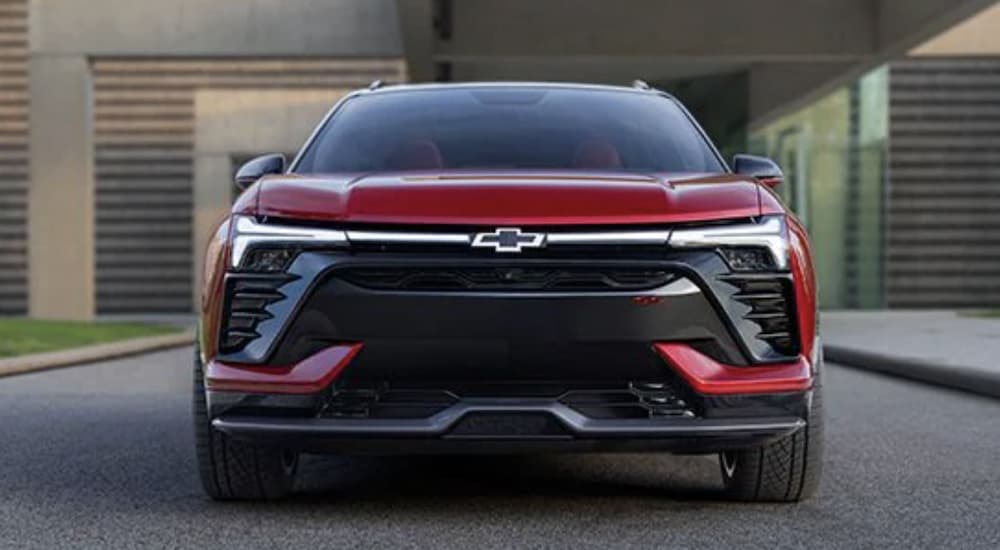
[23,0,405,318]
[911,2,1000,55]
[435,0,875,59]
[30,0,402,56]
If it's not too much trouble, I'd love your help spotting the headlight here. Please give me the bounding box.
[230,216,348,269]
[669,216,789,271]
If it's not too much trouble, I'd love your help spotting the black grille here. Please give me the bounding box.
[720,274,799,356]
[220,273,294,352]
[336,267,675,292]
[322,381,697,420]
[560,382,695,419]
[323,387,459,419]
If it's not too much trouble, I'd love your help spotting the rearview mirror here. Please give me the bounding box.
[733,154,784,189]
[235,154,286,190]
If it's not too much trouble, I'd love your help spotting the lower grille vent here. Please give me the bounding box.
[337,267,674,292]
[720,274,799,356]
[220,273,295,352]
[560,381,695,419]
[322,381,697,420]
[323,387,458,419]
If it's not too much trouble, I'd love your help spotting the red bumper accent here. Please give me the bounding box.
[205,344,363,394]
[653,343,812,395]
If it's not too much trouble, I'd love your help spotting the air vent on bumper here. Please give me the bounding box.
[220,273,295,353]
[719,274,800,358]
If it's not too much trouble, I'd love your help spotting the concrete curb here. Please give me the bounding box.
[0,329,195,378]
[824,344,1000,399]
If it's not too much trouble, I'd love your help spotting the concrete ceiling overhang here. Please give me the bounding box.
[396,0,1000,129]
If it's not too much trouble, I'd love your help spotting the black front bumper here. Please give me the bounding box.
[214,399,804,454]
[208,248,812,453]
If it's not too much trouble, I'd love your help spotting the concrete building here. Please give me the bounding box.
[1,0,998,319]
[755,3,1000,309]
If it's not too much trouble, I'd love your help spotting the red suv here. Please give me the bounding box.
[194,82,823,502]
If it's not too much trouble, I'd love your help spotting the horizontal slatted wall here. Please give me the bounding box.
[0,0,26,314]
[92,58,406,313]
[889,58,1000,308]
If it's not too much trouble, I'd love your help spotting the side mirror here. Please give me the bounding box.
[733,154,784,189]
[235,154,286,190]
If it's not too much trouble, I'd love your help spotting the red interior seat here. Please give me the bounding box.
[390,140,444,170]
[573,139,622,169]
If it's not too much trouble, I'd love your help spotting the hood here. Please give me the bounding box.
[253,171,763,226]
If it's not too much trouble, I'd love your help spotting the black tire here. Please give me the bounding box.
[719,379,824,502]
[193,346,299,501]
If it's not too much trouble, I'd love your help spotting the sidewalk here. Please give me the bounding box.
[821,310,1000,398]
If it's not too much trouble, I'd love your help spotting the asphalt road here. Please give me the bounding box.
[1,347,998,549]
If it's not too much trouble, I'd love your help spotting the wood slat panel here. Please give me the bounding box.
[0,0,25,314]
[889,58,1000,308]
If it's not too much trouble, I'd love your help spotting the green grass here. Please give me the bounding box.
[0,319,182,359]
[961,310,1000,319]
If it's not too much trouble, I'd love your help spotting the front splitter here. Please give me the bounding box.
[213,399,804,454]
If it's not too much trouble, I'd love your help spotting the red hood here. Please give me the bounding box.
[253,171,763,226]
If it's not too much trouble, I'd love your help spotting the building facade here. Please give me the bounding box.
[9,0,407,318]
[1,0,997,319]
[753,3,1000,309]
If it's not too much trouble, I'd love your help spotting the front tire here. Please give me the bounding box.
[193,345,299,501]
[719,380,824,502]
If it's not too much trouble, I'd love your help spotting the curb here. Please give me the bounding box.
[0,329,195,378]
[824,344,1000,399]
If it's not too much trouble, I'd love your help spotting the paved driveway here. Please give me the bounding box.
[1,347,998,549]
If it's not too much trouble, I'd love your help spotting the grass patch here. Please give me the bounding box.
[0,319,182,359]
[961,310,1000,319]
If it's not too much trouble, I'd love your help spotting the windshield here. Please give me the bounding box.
[293,86,725,174]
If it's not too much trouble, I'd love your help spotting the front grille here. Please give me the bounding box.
[336,267,675,292]
[720,274,799,356]
[220,273,295,352]
[350,241,672,260]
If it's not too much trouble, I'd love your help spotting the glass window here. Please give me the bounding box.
[293,87,724,174]
[750,67,888,309]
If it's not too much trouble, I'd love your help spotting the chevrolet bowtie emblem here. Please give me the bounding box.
[471,228,545,253]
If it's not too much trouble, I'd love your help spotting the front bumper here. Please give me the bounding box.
[206,342,812,453]
[204,248,814,453]
[213,401,804,454]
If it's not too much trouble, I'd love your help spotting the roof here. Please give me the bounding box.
[359,81,670,98]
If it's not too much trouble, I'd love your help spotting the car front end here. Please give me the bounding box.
[193,83,823,502]
[204,210,814,450]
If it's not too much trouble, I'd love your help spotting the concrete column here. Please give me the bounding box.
[395,0,435,82]
[28,55,94,320]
